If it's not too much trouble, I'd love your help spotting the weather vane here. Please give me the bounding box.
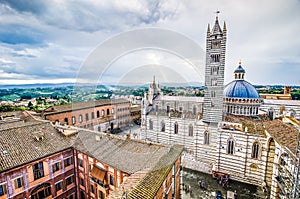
[215,10,220,17]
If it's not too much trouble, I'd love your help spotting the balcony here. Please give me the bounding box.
[91,177,109,190]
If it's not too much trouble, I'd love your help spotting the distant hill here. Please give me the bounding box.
[0,83,75,89]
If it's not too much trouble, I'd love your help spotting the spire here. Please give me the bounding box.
[223,21,227,32]
[212,10,222,35]
[207,24,210,33]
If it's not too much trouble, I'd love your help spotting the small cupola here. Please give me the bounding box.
[234,61,245,80]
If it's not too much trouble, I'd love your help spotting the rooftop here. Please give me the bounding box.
[224,114,269,136]
[0,112,72,172]
[43,98,129,115]
[263,119,299,154]
[73,130,183,175]
[154,95,204,103]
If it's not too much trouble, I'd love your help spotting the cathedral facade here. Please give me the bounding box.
[140,16,300,199]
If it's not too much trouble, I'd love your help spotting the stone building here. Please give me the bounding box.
[140,15,300,199]
[0,111,75,199]
[0,111,183,199]
[72,129,183,199]
[43,99,131,132]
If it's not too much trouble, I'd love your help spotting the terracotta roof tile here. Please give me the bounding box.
[263,119,299,154]
[43,99,129,114]
[0,119,72,172]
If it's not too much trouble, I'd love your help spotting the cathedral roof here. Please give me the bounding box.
[234,65,245,73]
[224,80,260,99]
[224,62,260,99]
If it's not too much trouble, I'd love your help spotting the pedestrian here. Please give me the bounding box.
[201,180,205,189]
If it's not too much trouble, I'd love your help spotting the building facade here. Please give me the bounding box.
[140,15,300,199]
[0,112,75,199]
[0,111,183,199]
[43,99,131,132]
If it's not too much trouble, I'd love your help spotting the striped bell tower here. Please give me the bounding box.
[203,13,227,125]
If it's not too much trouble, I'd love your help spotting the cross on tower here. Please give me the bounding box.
[215,10,220,18]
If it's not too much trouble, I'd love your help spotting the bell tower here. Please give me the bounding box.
[203,13,227,125]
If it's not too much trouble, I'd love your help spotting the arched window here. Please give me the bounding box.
[204,131,209,145]
[227,139,234,154]
[188,124,193,136]
[252,142,260,159]
[166,105,170,113]
[149,119,153,130]
[101,109,105,117]
[161,121,165,132]
[174,122,178,134]
[31,183,51,199]
[107,109,110,115]
[97,111,100,118]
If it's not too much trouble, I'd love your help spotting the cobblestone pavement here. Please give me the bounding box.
[182,168,268,199]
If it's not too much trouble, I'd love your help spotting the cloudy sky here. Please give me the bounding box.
[0,0,300,86]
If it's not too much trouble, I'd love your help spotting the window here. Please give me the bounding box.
[174,122,178,134]
[204,131,209,145]
[79,114,83,123]
[64,157,73,167]
[80,178,85,187]
[211,66,219,75]
[227,139,235,155]
[91,112,95,119]
[166,105,170,113]
[31,183,51,199]
[90,184,95,193]
[55,181,62,192]
[80,191,85,199]
[161,121,165,132]
[188,124,193,136]
[112,108,114,114]
[0,183,7,196]
[211,78,217,86]
[179,107,183,113]
[72,116,76,124]
[252,142,260,159]
[102,109,105,117]
[211,54,220,62]
[110,175,114,186]
[85,113,89,121]
[211,91,216,98]
[33,162,44,180]
[149,119,153,130]
[66,175,74,186]
[99,191,105,199]
[97,111,100,118]
[64,118,68,125]
[78,159,83,167]
[14,176,24,189]
[52,162,62,172]
[107,109,110,115]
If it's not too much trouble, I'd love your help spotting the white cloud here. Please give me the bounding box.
[0,0,300,85]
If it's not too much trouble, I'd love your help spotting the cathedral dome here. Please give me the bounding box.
[224,62,260,99]
[224,80,260,98]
